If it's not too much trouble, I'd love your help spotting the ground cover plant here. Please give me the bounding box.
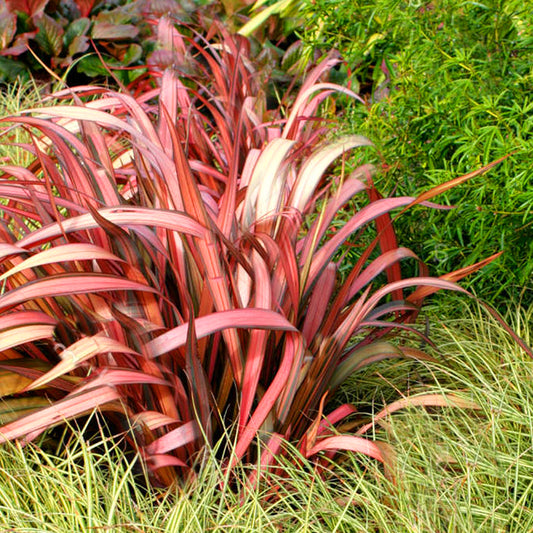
[335,298,533,532]
[0,0,160,86]
[0,0,299,88]
[0,14,513,489]
[300,0,533,306]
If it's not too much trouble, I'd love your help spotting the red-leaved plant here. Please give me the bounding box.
[0,21,513,486]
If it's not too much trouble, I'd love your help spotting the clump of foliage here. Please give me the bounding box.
[0,0,298,88]
[0,19,508,487]
[301,0,533,305]
[0,0,196,85]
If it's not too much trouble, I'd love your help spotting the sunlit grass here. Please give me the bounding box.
[0,81,48,168]
[0,422,166,532]
[338,297,533,531]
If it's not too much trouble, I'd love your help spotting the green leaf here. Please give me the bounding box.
[77,53,118,77]
[68,35,90,57]
[238,0,296,37]
[123,43,142,65]
[116,66,145,84]
[33,13,64,57]
[363,33,386,56]
[93,3,139,25]
[64,17,90,48]
[0,56,28,83]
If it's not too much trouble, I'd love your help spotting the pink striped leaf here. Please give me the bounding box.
[407,252,502,303]
[0,244,124,283]
[0,385,121,443]
[145,420,199,455]
[400,154,511,214]
[274,332,307,426]
[240,251,272,428]
[356,393,481,436]
[317,404,358,436]
[26,335,140,391]
[306,435,386,463]
[305,197,416,292]
[242,138,296,228]
[283,81,362,138]
[0,243,26,261]
[0,274,157,312]
[24,106,143,139]
[147,309,297,358]
[74,368,170,393]
[363,300,420,322]
[343,247,420,305]
[146,454,189,470]
[234,332,299,463]
[0,397,52,425]
[290,136,372,214]
[329,342,403,390]
[133,411,179,431]
[0,360,77,394]
[17,207,206,249]
[0,324,56,353]
[359,277,468,320]
[276,223,300,314]
[0,311,56,330]
[300,177,367,264]
[0,183,86,214]
[184,303,212,443]
[302,263,336,345]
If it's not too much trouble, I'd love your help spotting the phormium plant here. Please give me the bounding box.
[0,20,514,486]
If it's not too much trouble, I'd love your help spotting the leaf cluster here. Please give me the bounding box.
[0,0,300,88]
[0,0,174,86]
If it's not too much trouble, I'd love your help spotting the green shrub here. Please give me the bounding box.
[301,0,533,305]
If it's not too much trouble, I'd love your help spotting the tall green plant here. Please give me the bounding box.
[300,0,533,305]
[0,22,512,486]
